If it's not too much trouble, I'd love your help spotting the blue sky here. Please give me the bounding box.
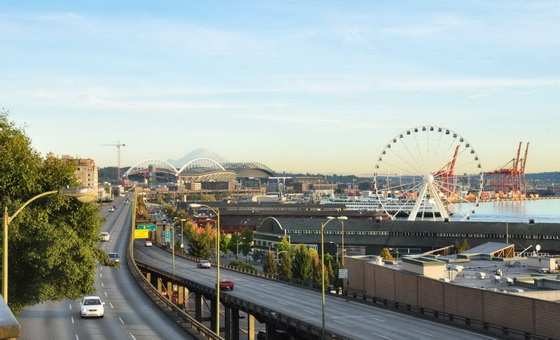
[1,1,559,175]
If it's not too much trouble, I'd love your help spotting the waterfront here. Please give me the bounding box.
[455,198,560,223]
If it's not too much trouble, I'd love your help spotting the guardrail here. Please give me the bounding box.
[160,244,553,340]
[127,204,223,339]
[136,261,352,340]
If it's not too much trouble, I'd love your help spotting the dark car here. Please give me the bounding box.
[108,252,120,264]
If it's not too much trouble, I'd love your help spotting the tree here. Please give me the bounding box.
[277,251,292,279]
[1,110,105,315]
[239,227,253,256]
[292,244,313,281]
[227,232,241,259]
[457,239,471,253]
[187,224,213,259]
[379,248,395,261]
[262,251,277,277]
[277,237,291,253]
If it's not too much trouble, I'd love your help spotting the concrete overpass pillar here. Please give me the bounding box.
[167,281,173,301]
[248,314,255,340]
[157,278,163,295]
[178,285,184,307]
[231,308,240,340]
[195,292,203,321]
[225,306,232,340]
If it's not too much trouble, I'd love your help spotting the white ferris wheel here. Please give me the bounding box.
[373,126,484,221]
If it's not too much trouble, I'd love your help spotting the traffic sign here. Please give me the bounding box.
[137,224,157,231]
[338,269,348,279]
[164,230,171,242]
[134,229,149,239]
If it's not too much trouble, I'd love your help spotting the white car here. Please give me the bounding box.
[99,232,110,242]
[80,296,105,318]
[197,260,211,269]
[144,240,153,247]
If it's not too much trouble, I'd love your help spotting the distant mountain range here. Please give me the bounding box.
[166,148,228,167]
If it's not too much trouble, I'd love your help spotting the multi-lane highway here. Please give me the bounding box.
[18,198,500,340]
[18,197,196,340]
[135,241,499,340]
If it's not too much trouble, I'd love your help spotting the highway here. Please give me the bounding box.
[17,197,196,340]
[135,242,500,340]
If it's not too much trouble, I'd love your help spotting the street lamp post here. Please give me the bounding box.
[2,186,96,303]
[320,215,347,339]
[339,217,348,268]
[180,218,186,253]
[188,203,221,335]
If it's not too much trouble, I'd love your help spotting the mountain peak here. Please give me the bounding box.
[167,148,228,167]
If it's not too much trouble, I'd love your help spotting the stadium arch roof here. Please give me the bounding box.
[123,159,178,178]
[177,157,236,182]
[223,162,275,178]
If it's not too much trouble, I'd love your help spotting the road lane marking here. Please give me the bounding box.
[414,330,432,337]
[277,301,287,305]
[104,292,108,297]
[334,320,350,326]
[99,273,103,278]
[370,332,391,339]
[130,334,137,340]
[303,309,315,314]
[76,335,79,340]
[69,304,73,310]
[119,317,125,324]
[71,316,75,324]
[110,303,114,308]
[370,316,386,323]
[101,283,104,287]
[335,307,349,312]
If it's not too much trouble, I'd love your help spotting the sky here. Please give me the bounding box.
[1,1,559,176]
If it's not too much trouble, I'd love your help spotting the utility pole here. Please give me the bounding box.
[102,142,126,180]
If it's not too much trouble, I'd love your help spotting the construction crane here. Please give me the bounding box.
[102,142,126,181]
[484,142,530,198]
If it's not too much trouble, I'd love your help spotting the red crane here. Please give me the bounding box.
[484,142,530,198]
[433,145,461,196]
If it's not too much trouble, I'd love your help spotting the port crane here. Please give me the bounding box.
[102,142,126,181]
[484,142,530,197]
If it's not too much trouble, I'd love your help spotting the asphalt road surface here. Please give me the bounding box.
[18,197,197,340]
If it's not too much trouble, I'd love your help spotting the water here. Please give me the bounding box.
[455,199,560,223]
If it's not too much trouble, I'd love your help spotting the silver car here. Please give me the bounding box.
[80,296,105,318]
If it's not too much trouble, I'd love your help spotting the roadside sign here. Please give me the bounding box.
[134,229,149,239]
[137,224,157,231]
[164,230,171,242]
[338,269,348,279]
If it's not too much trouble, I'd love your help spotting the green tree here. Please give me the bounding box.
[379,248,395,261]
[262,251,277,277]
[1,110,105,315]
[228,232,241,259]
[220,233,230,255]
[187,224,213,259]
[457,239,471,253]
[277,237,291,253]
[292,244,313,281]
[239,227,253,256]
[278,251,292,278]
[324,253,335,284]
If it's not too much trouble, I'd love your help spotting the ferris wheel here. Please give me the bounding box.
[373,126,484,221]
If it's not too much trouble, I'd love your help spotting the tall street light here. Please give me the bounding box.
[188,203,221,335]
[180,218,186,253]
[320,215,347,340]
[2,186,97,303]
